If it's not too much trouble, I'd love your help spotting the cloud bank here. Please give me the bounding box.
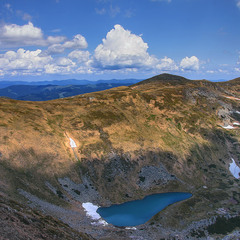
[0,23,203,77]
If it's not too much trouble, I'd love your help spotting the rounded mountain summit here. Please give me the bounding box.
[134,73,190,86]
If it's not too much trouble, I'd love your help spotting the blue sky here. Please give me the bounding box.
[1,0,240,81]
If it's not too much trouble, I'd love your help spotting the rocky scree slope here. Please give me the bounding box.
[0,192,93,240]
[0,73,240,239]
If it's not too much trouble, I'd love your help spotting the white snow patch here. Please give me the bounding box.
[236,111,240,114]
[82,202,100,220]
[82,202,108,226]
[221,125,235,129]
[216,208,228,215]
[229,158,240,179]
[91,219,108,226]
[203,186,207,189]
[126,227,137,230]
[70,138,77,148]
[225,96,240,101]
[233,122,240,126]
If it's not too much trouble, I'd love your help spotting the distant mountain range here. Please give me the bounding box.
[0,78,141,89]
[0,79,142,101]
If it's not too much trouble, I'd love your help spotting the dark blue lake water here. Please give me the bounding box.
[97,192,192,226]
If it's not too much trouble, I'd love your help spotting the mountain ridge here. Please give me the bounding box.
[0,78,142,89]
[0,73,235,101]
[0,83,134,101]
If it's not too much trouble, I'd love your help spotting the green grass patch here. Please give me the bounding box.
[147,114,156,121]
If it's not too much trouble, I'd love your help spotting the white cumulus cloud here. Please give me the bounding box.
[0,22,66,47]
[180,56,200,71]
[44,62,76,74]
[0,48,52,75]
[62,34,87,49]
[47,36,66,45]
[0,22,43,45]
[0,49,78,76]
[44,64,60,74]
[46,34,88,54]
[0,47,90,76]
[68,50,90,63]
[93,24,157,70]
[56,57,75,67]
[156,57,178,71]
[46,44,65,54]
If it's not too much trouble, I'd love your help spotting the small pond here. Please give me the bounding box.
[97,192,192,226]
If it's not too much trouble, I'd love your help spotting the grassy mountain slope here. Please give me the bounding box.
[0,74,240,239]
